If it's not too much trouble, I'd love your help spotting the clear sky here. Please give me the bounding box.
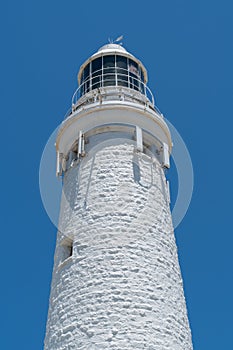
[1,1,232,349]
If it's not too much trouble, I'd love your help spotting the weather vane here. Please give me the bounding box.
[108,35,123,45]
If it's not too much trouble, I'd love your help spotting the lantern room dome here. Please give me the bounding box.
[97,43,127,53]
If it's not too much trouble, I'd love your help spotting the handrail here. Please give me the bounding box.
[64,87,162,121]
[72,70,155,106]
[62,69,164,121]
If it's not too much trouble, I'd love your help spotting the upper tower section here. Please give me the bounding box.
[56,43,172,177]
[71,43,155,113]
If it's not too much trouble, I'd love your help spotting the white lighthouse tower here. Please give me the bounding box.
[44,43,193,349]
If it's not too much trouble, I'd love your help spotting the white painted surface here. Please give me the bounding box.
[135,126,143,152]
[162,142,170,169]
[45,42,193,350]
[56,102,172,157]
[44,139,193,349]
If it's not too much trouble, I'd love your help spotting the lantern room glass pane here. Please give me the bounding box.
[139,69,145,93]
[129,59,139,91]
[103,55,115,86]
[140,69,144,83]
[83,63,90,93]
[80,71,84,95]
[92,57,102,90]
[116,55,128,87]
[84,64,90,79]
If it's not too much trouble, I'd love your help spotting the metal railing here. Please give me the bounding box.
[63,69,163,120]
[75,68,154,103]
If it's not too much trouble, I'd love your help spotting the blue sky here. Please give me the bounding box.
[1,1,232,349]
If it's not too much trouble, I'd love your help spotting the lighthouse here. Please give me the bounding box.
[44,43,193,349]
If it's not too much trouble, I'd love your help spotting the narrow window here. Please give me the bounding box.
[60,238,73,264]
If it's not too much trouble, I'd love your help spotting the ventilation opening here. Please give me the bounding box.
[60,238,73,264]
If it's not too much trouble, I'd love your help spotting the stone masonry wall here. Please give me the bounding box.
[44,139,193,350]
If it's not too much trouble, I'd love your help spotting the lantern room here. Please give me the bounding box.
[77,44,148,97]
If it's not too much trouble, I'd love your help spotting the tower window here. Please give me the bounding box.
[59,238,73,265]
